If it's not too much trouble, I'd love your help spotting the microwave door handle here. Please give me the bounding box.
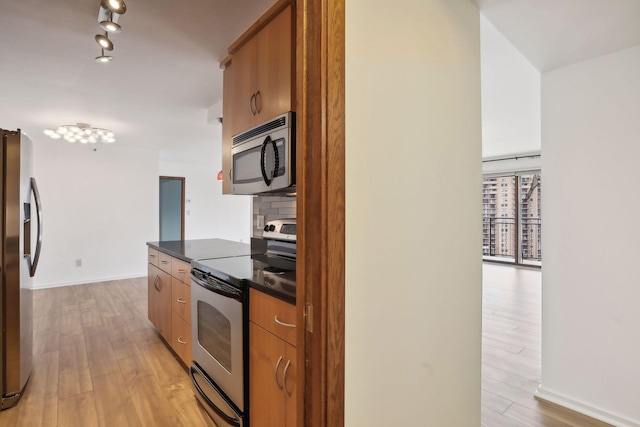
[271,137,279,181]
[260,135,272,186]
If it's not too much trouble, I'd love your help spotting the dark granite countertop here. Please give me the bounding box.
[192,253,296,304]
[147,238,258,263]
[249,276,296,304]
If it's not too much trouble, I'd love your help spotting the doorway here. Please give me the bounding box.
[159,176,185,241]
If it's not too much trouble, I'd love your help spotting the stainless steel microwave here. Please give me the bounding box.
[231,112,295,195]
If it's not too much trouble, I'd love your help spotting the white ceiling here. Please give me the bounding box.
[0,0,275,150]
[475,0,640,72]
[3,1,639,152]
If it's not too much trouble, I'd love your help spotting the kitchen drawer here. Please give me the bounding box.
[148,247,159,267]
[171,278,191,324]
[158,251,172,273]
[171,258,192,284]
[171,311,192,365]
[250,288,297,346]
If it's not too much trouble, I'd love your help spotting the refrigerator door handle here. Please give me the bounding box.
[29,177,43,277]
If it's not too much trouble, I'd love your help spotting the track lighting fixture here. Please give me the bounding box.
[101,0,126,15]
[95,49,113,63]
[100,19,121,33]
[99,8,122,33]
[95,33,113,51]
[95,0,126,62]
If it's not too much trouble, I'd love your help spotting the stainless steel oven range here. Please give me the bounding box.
[190,220,297,426]
[190,266,248,427]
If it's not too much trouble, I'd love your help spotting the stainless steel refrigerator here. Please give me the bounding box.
[0,129,42,410]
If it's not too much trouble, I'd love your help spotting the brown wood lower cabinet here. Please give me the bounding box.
[249,288,297,427]
[171,311,192,364]
[148,264,172,339]
[250,322,297,427]
[147,248,193,366]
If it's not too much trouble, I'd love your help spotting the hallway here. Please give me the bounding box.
[481,264,610,426]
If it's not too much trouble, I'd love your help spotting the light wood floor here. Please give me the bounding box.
[481,263,612,427]
[0,271,616,426]
[0,277,214,427]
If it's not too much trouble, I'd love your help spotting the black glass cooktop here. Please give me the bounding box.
[192,254,296,303]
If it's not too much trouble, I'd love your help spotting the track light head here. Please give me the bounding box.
[101,0,126,15]
[95,33,114,51]
[95,49,113,63]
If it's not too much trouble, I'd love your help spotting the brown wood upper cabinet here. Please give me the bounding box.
[221,2,295,194]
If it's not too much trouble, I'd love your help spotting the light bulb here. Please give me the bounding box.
[102,0,126,14]
[95,34,113,51]
[96,54,113,63]
[100,20,122,33]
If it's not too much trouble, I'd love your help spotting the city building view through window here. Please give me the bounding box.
[482,173,541,266]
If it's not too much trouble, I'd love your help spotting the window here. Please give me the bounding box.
[482,173,541,266]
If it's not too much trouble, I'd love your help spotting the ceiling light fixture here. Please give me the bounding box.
[95,49,113,62]
[98,5,122,33]
[95,0,126,62]
[95,33,114,51]
[100,19,121,33]
[101,0,126,15]
[43,123,116,144]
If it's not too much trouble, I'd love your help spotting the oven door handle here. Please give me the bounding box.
[190,366,241,427]
[191,273,242,301]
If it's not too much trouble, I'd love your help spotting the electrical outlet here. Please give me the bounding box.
[257,215,265,229]
[76,259,82,267]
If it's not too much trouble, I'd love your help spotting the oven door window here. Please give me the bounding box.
[197,301,233,373]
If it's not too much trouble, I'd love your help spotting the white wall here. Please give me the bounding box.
[159,138,251,243]
[31,121,250,289]
[539,45,640,426]
[481,14,541,158]
[32,140,158,288]
[345,1,482,425]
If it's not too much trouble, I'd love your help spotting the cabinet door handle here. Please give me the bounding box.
[149,254,157,258]
[274,316,296,328]
[177,269,187,273]
[274,356,283,390]
[282,359,292,396]
[178,337,187,345]
[250,93,257,115]
[154,275,160,292]
[161,260,169,264]
[255,90,261,114]
[176,298,186,304]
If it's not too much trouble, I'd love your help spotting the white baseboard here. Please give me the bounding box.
[535,385,640,427]
[31,274,146,290]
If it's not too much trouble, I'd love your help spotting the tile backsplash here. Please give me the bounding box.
[252,195,297,236]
